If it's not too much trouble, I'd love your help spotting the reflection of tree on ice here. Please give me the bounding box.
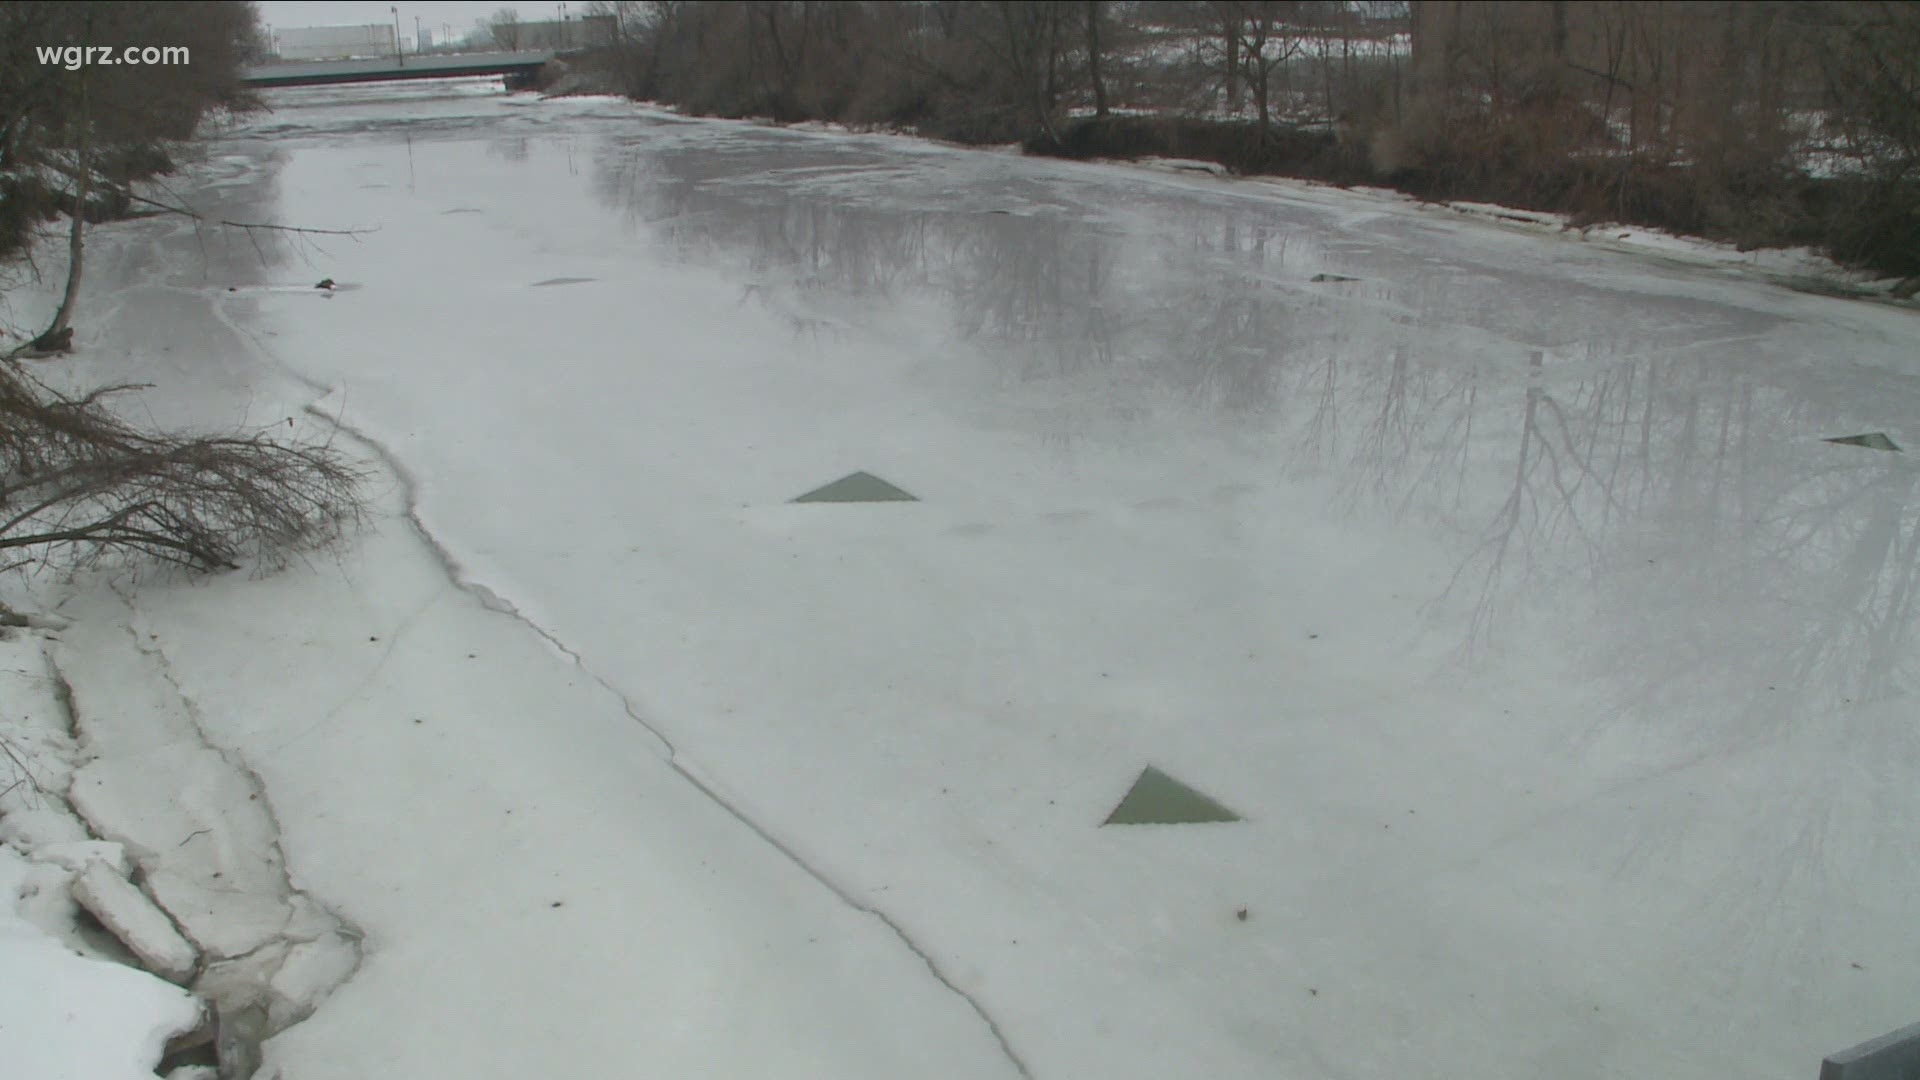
[1422,347,1920,717]
[586,127,1920,723]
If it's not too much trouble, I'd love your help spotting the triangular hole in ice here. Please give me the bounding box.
[1825,432,1902,452]
[1102,766,1242,825]
[791,471,918,503]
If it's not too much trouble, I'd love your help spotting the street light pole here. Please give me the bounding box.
[391,7,402,65]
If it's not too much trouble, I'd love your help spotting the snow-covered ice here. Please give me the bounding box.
[10,78,1920,1079]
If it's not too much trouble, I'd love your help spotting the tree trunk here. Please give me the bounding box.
[1044,3,1060,115]
[1254,65,1270,146]
[1225,16,1241,110]
[1087,0,1109,117]
[762,2,797,108]
[35,82,87,355]
[1248,16,1270,148]
[640,4,677,97]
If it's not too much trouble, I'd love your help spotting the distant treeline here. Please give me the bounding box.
[580,1,1920,280]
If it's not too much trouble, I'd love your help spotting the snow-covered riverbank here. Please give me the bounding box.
[0,605,362,1079]
[1,631,207,1080]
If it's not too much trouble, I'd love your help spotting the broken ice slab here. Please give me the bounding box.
[1824,433,1902,452]
[1102,766,1243,825]
[71,862,199,985]
[791,471,918,503]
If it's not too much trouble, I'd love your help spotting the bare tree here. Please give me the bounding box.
[0,2,368,584]
[1206,1,1245,111]
[33,76,88,356]
[2,1,261,355]
[1228,1,1308,143]
[490,7,524,51]
[1798,0,1920,278]
[578,0,1910,274]
[0,366,366,574]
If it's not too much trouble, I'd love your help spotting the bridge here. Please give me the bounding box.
[242,50,556,90]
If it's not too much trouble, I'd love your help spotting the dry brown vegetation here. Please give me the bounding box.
[1,3,367,581]
[585,0,1920,279]
[0,370,366,574]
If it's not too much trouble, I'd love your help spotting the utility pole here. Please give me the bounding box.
[391,6,402,64]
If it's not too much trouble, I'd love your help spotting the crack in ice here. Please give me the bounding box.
[68,603,370,977]
[304,401,1036,1080]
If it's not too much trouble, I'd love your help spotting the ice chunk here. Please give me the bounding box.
[70,863,199,985]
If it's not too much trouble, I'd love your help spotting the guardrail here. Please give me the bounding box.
[1821,1021,1920,1080]
[243,50,556,89]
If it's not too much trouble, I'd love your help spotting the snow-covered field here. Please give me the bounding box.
[7,78,1920,1078]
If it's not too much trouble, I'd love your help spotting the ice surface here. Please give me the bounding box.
[67,482,1028,1080]
[62,664,306,963]
[39,81,1920,1079]
[41,611,363,1046]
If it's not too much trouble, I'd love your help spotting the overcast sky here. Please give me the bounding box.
[254,1,574,41]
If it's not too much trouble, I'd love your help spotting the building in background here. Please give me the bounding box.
[495,15,615,51]
[272,24,396,61]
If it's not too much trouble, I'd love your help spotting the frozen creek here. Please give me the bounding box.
[10,79,1920,1079]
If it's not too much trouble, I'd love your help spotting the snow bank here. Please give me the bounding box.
[1,630,204,1080]
[0,848,203,1080]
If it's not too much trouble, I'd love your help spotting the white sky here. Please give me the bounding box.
[254,1,581,40]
